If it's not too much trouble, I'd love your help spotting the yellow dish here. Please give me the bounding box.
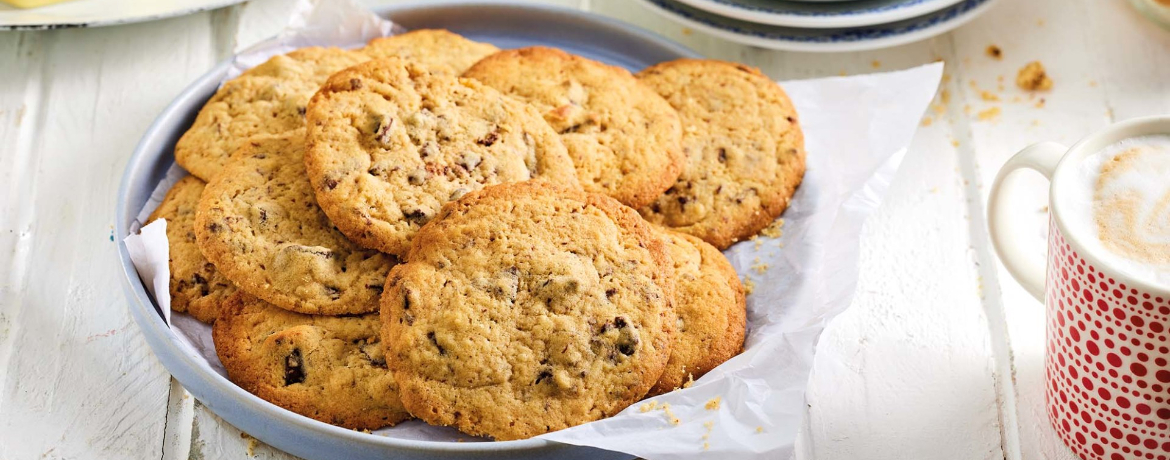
[1,0,75,8]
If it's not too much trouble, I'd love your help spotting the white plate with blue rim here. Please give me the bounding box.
[635,0,999,52]
[673,0,967,28]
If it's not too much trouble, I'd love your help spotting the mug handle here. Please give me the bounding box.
[987,142,1066,302]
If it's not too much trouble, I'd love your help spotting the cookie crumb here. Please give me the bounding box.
[951,139,960,148]
[705,396,722,410]
[743,277,755,295]
[1034,98,1046,109]
[640,400,660,413]
[920,116,933,127]
[756,426,765,433]
[760,219,784,238]
[703,441,710,450]
[1016,61,1053,91]
[871,60,881,69]
[662,403,680,425]
[683,373,695,388]
[977,107,1001,122]
[980,90,1000,102]
[241,433,258,457]
[986,45,1003,60]
[682,27,693,36]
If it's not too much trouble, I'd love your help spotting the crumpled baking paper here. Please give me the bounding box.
[124,0,943,458]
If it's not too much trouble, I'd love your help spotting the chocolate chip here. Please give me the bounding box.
[613,316,628,328]
[258,209,268,224]
[605,288,617,298]
[375,117,394,144]
[324,178,339,190]
[715,185,723,195]
[349,78,363,90]
[366,284,383,294]
[284,349,305,385]
[419,142,438,159]
[458,152,482,171]
[534,369,552,385]
[403,209,429,223]
[427,331,446,355]
[677,196,690,206]
[617,342,636,356]
[559,123,584,134]
[786,116,796,124]
[477,131,499,146]
[718,148,727,162]
[402,289,411,310]
[324,286,341,300]
[297,106,306,116]
[207,222,222,233]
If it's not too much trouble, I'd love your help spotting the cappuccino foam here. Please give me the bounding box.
[1068,135,1170,287]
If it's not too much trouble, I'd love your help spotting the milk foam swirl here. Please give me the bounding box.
[1082,135,1170,286]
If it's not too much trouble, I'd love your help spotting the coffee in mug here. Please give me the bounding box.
[989,117,1170,460]
[1068,135,1170,287]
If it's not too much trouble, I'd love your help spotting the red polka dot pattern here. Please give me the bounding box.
[1046,220,1170,460]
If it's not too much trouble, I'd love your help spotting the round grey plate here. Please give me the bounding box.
[115,2,698,460]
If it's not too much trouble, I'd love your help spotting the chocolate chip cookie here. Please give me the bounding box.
[362,29,499,76]
[175,47,370,181]
[304,58,580,256]
[146,176,237,323]
[462,47,684,209]
[381,181,675,440]
[195,131,394,315]
[214,291,410,430]
[636,59,806,249]
[649,228,745,395]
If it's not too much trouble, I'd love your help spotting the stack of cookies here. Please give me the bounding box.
[147,29,805,440]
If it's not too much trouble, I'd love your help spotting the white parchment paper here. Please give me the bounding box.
[124,1,943,458]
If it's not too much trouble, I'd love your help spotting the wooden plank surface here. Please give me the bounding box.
[0,11,221,460]
[0,0,1166,458]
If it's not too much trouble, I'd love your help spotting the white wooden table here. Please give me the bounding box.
[1,0,1167,458]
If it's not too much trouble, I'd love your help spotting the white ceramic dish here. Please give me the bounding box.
[672,0,965,29]
[115,3,699,459]
[634,0,999,52]
[0,0,246,30]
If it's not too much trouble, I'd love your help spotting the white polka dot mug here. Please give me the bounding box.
[989,116,1170,460]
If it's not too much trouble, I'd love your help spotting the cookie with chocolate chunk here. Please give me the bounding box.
[381,181,675,440]
[195,131,393,315]
[146,176,237,323]
[175,47,370,181]
[649,228,745,395]
[304,58,579,257]
[463,47,684,209]
[214,291,410,430]
[636,59,806,249]
[362,29,499,76]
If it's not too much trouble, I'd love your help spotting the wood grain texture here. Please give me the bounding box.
[0,10,221,460]
[1,0,1166,458]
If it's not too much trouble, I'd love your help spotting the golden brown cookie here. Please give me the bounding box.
[175,47,370,181]
[361,29,500,76]
[649,228,745,395]
[304,58,580,257]
[195,131,394,315]
[146,176,237,323]
[636,59,806,249]
[213,291,410,430]
[462,47,684,209]
[381,181,676,440]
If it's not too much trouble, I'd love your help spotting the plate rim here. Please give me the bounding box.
[115,1,700,457]
[0,0,247,31]
[634,0,1001,53]
[670,0,966,28]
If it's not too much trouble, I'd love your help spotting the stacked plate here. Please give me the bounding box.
[634,0,1001,52]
